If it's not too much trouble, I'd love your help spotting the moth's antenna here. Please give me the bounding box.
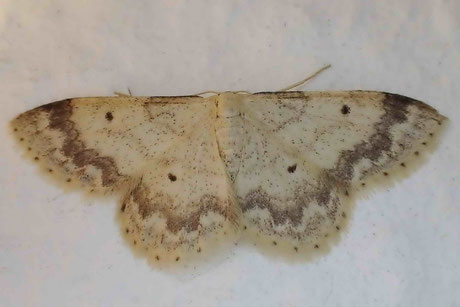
[193,90,252,97]
[278,64,331,92]
[114,88,133,97]
[193,90,222,96]
[194,64,331,96]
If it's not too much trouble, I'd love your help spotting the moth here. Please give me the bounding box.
[11,75,447,264]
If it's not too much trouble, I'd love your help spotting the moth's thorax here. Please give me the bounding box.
[215,92,245,118]
[215,92,247,181]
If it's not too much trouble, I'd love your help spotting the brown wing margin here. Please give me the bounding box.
[11,99,128,193]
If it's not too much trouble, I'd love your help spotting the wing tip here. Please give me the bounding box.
[383,92,448,121]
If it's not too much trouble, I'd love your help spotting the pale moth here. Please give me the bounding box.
[11,66,447,265]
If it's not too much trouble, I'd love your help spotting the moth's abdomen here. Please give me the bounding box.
[215,93,249,182]
[215,116,246,182]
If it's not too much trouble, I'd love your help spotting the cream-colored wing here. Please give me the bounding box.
[12,96,204,192]
[120,109,240,264]
[230,91,446,255]
[12,96,240,264]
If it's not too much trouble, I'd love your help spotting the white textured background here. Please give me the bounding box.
[1,1,459,306]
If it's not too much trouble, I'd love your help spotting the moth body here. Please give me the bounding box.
[11,90,447,265]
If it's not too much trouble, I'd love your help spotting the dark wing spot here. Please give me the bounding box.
[105,112,113,121]
[400,162,406,167]
[287,164,297,173]
[414,151,419,156]
[155,255,160,261]
[66,178,71,182]
[40,100,121,187]
[272,241,277,246]
[314,244,319,249]
[34,156,39,161]
[341,105,350,115]
[383,172,388,176]
[120,203,126,212]
[175,256,180,261]
[168,173,177,182]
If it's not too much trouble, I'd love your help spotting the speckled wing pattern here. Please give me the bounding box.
[230,91,446,253]
[11,96,240,263]
[11,90,446,263]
